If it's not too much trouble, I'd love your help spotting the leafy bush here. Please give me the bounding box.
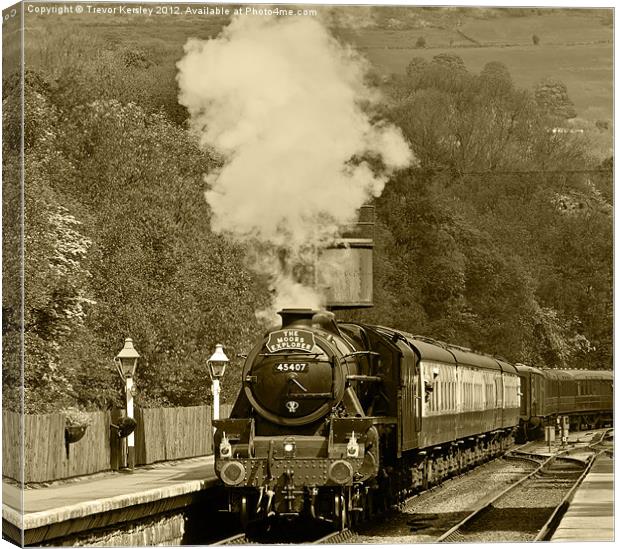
[62,407,93,428]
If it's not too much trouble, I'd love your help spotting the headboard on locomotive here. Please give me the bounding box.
[317,204,374,309]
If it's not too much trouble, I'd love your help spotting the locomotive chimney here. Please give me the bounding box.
[278,309,319,328]
[278,309,341,336]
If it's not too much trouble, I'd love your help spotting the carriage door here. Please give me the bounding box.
[496,371,504,427]
[415,359,422,432]
[396,341,419,451]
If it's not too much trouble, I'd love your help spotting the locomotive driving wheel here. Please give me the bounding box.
[240,495,250,529]
[350,487,363,526]
[365,488,375,520]
[360,486,375,521]
[334,491,348,531]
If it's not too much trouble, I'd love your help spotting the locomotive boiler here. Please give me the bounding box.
[213,308,520,528]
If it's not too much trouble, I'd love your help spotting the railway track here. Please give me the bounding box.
[435,452,589,542]
[395,440,537,511]
[535,428,613,541]
[211,434,612,545]
[502,449,549,466]
[314,528,354,544]
[212,528,353,545]
[212,533,250,546]
[588,428,613,452]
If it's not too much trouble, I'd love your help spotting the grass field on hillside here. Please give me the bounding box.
[460,12,611,46]
[336,12,611,48]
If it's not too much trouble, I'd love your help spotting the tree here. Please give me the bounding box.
[364,57,611,371]
[480,61,513,89]
[432,53,467,71]
[532,34,540,45]
[16,85,100,412]
[405,57,430,78]
[390,60,538,172]
[415,36,427,48]
[13,66,276,411]
[2,73,24,411]
[53,99,269,407]
[534,78,577,120]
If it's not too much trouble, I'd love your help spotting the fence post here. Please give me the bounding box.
[134,406,146,466]
[109,408,124,470]
[207,405,213,454]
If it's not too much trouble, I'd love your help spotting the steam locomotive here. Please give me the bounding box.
[214,308,524,528]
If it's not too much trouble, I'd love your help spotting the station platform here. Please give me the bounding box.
[551,452,614,542]
[2,455,218,545]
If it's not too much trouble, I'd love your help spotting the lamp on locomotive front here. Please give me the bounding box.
[208,344,229,433]
[114,338,140,470]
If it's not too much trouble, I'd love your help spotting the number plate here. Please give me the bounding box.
[274,363,308,373]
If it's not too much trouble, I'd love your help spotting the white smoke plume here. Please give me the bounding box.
[177,15,413,321]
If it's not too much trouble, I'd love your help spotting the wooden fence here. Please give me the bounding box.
[135,404,232,465]
[2,404,232,484]
[2,411,22,482]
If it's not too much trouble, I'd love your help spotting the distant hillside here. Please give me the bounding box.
[331,9,612,157]
[21,6,612,157]
[327,6,611,35]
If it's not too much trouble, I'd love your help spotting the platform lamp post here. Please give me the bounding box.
[208,344,229,435]
[115,338,140,470]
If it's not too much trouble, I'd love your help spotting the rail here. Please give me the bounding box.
[588,428,613,449]
[535,428,613,541]
[396,441,534,510]
[534,450,603,541]
[211,528,353,545]
[211,533,250,545]
[436,453,558,542]
[314,529,353,544]
[436,451,589,543]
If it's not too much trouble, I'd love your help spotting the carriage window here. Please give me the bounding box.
[454,380,457,410]
[452,380,455,410]
[441,379,445,411]
[450,380,454,410]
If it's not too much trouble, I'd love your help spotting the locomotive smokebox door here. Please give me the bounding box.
[242,309,347,427]
[318,204,374,309]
